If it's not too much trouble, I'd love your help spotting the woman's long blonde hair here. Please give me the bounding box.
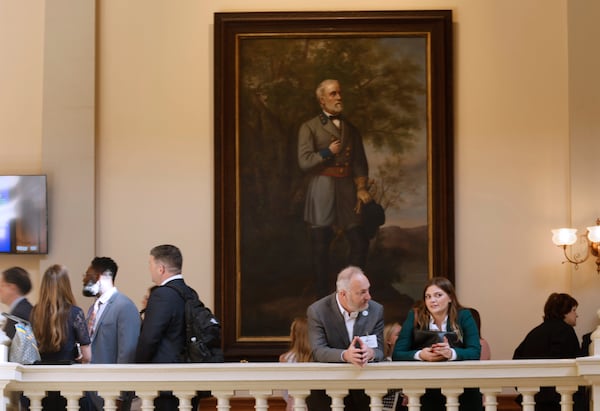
[414,276,464,341]
[31,264,77,353]
[383,322,401,358]
[287,317,312,362]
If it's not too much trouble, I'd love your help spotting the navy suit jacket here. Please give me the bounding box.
[4,298,33,339]
[307,293,384,363]
[135,278,186,363]
[89,291,140,364]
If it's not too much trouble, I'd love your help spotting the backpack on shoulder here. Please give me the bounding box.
[166,283,224,363]
[2,312,41,365]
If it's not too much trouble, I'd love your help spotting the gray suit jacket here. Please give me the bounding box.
[297,113,369,228]
[307,293,384,363]
[89,291,140,364]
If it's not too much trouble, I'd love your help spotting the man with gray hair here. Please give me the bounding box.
[306,265,384,410]
[298,79,373,299]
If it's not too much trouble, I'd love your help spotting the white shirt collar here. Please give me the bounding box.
[429,315,448,331]
[336,293,358,319]
[98,287,117,305]
[161,274,184,286]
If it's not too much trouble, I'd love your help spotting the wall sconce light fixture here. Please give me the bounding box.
[551,218,600,273]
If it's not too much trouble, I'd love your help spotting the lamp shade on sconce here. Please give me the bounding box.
[551,218,600,273]
[551,228,578,246]
[587,225,600,243]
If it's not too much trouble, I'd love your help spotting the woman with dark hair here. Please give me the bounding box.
[513,292,587,410]
[513,292,580,359]
[392,276,481,410]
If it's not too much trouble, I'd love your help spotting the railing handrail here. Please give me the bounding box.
[2,357,597,392]
[0,358,598,410]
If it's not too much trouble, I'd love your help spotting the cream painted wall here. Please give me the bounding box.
[0,1,45,286]
[2,0,598,361]
[568,0,600,338]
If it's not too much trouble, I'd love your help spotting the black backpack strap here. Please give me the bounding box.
[165,282,203,306]
[1,312,30,325]
[165,282,187,301]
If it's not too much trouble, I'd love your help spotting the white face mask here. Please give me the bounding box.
[83,280,100,297]
[82,270,113,297]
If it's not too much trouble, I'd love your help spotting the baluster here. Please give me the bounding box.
[98,391,120,411]
[480,387,501,411]
[172,390,196,411]
[518,387,538,411]
[556,385,577,411]
[24,392,44,411]
[287,389,309,411]
[61,390,82,411]
[136,390,158,411]
[250,389,273,411]
[364,389,387,411]
[212,390,233,411]
[402,388,424,411]
[441,388,462,411]
[327,389,348,411]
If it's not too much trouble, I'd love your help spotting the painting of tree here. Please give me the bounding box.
[238,36,428,337]
[214,11,454,360]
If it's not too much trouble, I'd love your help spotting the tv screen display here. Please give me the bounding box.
[0,175,48,254]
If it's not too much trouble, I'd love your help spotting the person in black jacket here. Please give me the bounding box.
[0,266,33,338]
[136,244,188,411]
[513,292,588,411]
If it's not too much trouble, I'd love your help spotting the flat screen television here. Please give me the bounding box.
[0,175,48,254]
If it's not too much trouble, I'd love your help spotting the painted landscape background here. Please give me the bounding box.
[237,36,430,338]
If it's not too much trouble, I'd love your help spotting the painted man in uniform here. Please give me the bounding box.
[298,79,372,298]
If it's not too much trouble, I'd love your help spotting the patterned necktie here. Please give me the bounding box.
[88,300,102,336]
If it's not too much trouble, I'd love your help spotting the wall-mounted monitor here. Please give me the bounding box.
[0,175,48,254]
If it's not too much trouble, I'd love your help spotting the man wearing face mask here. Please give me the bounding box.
[82,257,140,411]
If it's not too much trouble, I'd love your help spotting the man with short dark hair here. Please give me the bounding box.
[0,266,33,338]
[82,256,140,411]
[0,266,34,410]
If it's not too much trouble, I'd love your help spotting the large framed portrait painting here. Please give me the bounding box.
[214,10,454,360]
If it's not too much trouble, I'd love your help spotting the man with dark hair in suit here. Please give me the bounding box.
[0,266,33,338]
[0,266,33,410]
[81,256,140,411]
[306,266,384,411]
[298,79,373,299]
[136,244,188,411]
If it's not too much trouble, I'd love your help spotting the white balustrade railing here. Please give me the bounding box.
[0,357,599,410]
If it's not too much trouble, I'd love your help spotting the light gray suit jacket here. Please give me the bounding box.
[89,291,140,364]
[307,293,384,363]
